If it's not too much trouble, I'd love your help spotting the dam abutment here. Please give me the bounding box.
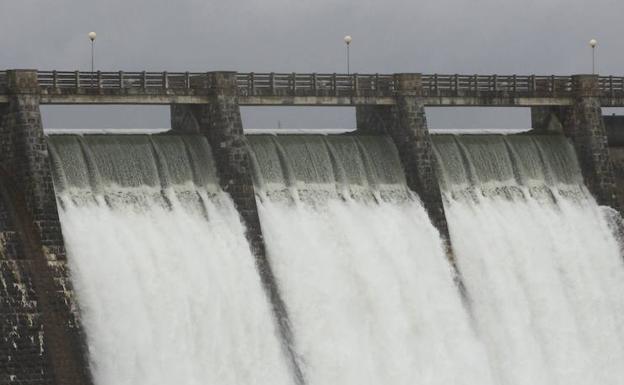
[170,72,304,385]
[0,70,92,385]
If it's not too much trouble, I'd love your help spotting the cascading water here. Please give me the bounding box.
[247,134,495,385]
[432,134,624,385]
[48,134,292,385]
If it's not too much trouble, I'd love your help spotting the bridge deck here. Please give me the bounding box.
[1,71,624,106]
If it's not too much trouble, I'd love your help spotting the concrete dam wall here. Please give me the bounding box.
[1,69,624,385]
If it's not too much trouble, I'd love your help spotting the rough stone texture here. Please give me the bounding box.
[170,72,304,385]
[0,70,92,385]
[356,74,453,259]
[533,76,620,210]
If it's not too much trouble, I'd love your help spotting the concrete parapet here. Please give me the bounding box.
[0,70,92,385]
[170,72,304,385]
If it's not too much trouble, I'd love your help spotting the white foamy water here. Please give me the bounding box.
[434,134,624,385]
[248,134,495,385]
[49,134,292,385]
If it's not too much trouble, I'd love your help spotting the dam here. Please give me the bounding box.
[1,69,624,385]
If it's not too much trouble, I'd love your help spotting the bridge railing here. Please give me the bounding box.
[421,74,574,97]
[0,71,622,100]
[235,73,395,97]
[37,71,205,91]
[599,76,624,97]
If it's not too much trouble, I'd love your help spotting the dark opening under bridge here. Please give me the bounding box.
[3,70,624,106]
[0,68,622,385]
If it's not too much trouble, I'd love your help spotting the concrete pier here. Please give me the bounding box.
[356,74,453,262]
[532,75,620,210]
[0,70,91,385]
[170,72,304,385]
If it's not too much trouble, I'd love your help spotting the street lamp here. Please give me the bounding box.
[344,35,352,75]
[589,38,597,74]
[89,32,96,87]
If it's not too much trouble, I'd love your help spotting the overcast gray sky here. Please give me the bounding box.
[2,0,622,129]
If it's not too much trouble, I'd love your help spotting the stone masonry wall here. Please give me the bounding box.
[170,72,304,385]
[532,76,620,210]
[356,74,453,262]
[0,70,92,385]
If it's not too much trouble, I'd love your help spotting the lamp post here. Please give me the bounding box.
[89,32,97,87]
[589,38,597,75]
[344,35,352,75]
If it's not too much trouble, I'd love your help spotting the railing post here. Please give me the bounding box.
[353,73,359,96]
[52,70,58,90]
[185,71,190,89]
[610,76,615,98]
[97,71,102,89]
[551,75,556,96]
[454,74,459,96]
[270,72,275,94]
[250,72,255,95]
[493,74,498,92]
[163,71,169,90]
[119,71,124,89]
[292,72,297,95]
[433,74,439,96]
[531,75,536,95]
[332,73,337,96]
[312,73,317,94]
[513,74,517,94]
[75,70,80,89]
[473,74,478,94]
[375,73,380,96]
[142,71,147,91]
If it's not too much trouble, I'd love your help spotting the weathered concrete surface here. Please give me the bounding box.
[170,72,304,385]
[356,74,454,265]
[33,94,578,107]
[0,70,92,385]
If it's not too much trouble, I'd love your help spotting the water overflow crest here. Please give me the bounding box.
[45,131,624,385]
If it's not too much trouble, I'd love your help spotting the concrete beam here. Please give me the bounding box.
[239,95,396,106]
[423,96,574,107]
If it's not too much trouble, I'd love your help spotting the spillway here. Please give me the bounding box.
[247,134,494,385]
[432,134,624,385]
[47,134,292,385]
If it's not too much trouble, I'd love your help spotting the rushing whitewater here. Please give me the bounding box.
[248,134,495,385]
[433,134,624,385]
[48,135,292,385]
